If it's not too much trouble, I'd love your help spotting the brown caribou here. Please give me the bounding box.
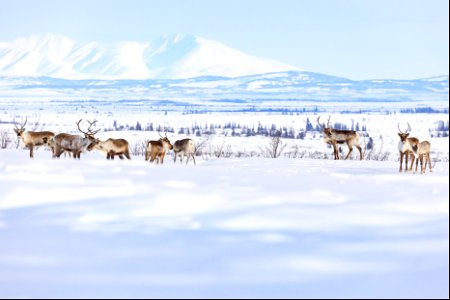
[397,123,419,172]
[145,132,173,164]
[88,138,131,160]
[415,141,432,174]
[173,138,196,165]
[51,119,100,159]
[317,116,363,160]
[13,117,55,158]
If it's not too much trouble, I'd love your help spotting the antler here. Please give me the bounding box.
[316,116,324,130]
[14,116,27,130]
[317,116,331,129]
[76,119,87,135]
[157,130,169,139]
[76,119,101,136]
[86,120,101,135]
[398,123,411,134]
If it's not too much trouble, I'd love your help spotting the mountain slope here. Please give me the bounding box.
[0,34,300,80]
[0,71,447,103]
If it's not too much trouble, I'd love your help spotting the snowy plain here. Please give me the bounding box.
[0,140,449,298]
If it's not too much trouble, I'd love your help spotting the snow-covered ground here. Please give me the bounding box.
[0,149,448,298]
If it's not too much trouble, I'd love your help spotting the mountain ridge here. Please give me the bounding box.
[0,70,447,103]
[0,33,300,80]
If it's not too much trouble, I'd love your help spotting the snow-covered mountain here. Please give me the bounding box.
[0,71,447,104]
[0,34,447,104]
[0,33,300,79]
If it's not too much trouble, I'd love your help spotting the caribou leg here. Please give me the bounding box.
[332,143,339,160]
[425,154,432,173]
[408,152,416,171]
[356,145,363,160]
[405,151,411,171]
[344,142,353,160]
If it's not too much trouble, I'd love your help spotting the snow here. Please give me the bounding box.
[0,149,448,298]
[0,34,299,80]
[177,36,300,79]
[0,70,447,103]
[116,42,150,79]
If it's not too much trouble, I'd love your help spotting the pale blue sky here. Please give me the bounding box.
[0,0,448,79]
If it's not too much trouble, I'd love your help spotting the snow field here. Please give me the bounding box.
[0,149,448,297]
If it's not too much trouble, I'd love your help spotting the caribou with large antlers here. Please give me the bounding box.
[397,123,419,172]
[51,119,100,159]
[317,116,363,160]
[13,117,55,158]
[145,132,173,164]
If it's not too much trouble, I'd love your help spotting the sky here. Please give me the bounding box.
[0,0,448,80]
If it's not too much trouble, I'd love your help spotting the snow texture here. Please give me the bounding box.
[0,150,448,298]
[0,34,299,80]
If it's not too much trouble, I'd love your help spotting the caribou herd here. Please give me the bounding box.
[12,116,433,173]
[13,118,196,165]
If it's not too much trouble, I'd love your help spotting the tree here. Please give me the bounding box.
[305,118,314,131]
[366,137,374,150]
[135,121,142,131]
[297,131,306,140]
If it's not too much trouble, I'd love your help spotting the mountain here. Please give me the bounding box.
[0,34,447,104]
[0,33,300,80]
[0,71,447,103]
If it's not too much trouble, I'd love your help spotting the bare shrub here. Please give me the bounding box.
[285,144,315,159]
[223,144,233,158]
[431,152,449,169]
[209,142,234,158]
[212,142,226,158]
[0,130,12,149]
[31,116,42,131]
[194,138,209,156]
[364,139,390,161]
[260,136,287,158]
[130,139,148,156]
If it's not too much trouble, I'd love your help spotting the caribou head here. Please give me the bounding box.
[13,117,28,137]
[397,123,412,142]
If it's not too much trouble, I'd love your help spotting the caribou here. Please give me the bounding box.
[415,141,432,174]
[51,119,100,159]
[13,117,55,158]
[173,138,196,165]
[317,116,363,160]
[145,133,173,164]
[88,138,131,160]
[397,123,419,172]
